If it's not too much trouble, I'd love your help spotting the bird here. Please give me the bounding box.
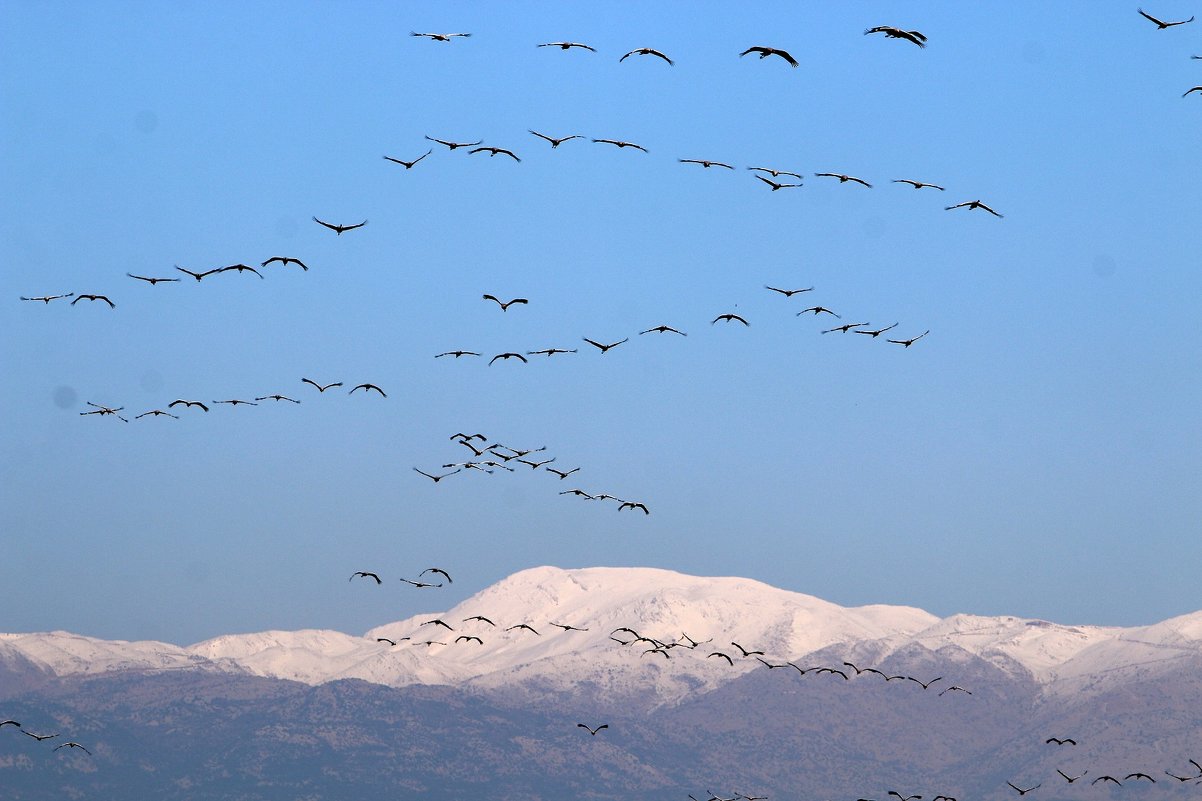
[470,146,521,161]
[864,26,928,47]
[217,263,263,278]
[577,723,608,735]
[399,577,443,588]
[888,792,922,801]
[893,179,945,190]
[71,294,115,307]
[450,430,486,441]
[945,199,1003,217]
[680,158,734,169]
[420,568,452,584]
[550,622,589,632]
[887,330,930,347]
[349,383,386,396]
[1057,770,1086,783]
[436,350,481,358]
[1184,86,1202,97]
[739,46,799,66]
[464,615,495,626]
[349,571,382,584]
[425,136,483,150]
[529,130,584,148]
[418,640,446,647]
[712,313,749,326]
[455,635,483,645]
[421,619,454,631]
[1045,737,1077,745]
[620,47,673,65]
[413,467,459,483]
[755,175,802,191]
[906,676,943,689]
[546,466,581,479]
[1006,783,1040,795]
[135,409,179,419]
[619,501,649,514]
[168,399,209,412]
[53,742,92,755]
[765,285,814,297]
[583,337,629,353]
[301,378,342,392]
[483,294,528,311]
[175,265,222,281]
[798,306,840,317]
[538,41,596,51]
[212,399,258,407]
[823,322,869,333]
[815,172,872,187]
[517,456,556,470]
[383,150,431,169]
[410,31,472,41]
[938,685,972,696]
[1164,771,1195,782]
[22,730,59,741]
[731,642,764,657]
[527,348,577,356]
[376,637,397,646]
[20,292,74,303]
[749,166,803,179]
[708,652,734,665]
[260,256,308,271]
[255,394,301,404]
[560,488,594,499]
[593,138,648,152]
[126,273,180,284]
[1125,774,1156,783]
[856,322,899,338]
[489,352,528,365]
[1092,776,1122,786]
[506,623,540,635]
[0,720,21,728]
[1138,8,1194,28]
[640,325,687,336]
[816,666,849,680]
[643,647,670,659]
[313,217,367,234]
[80,402,128,422]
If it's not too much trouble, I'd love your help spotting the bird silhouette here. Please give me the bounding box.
[20,293,73,303]
[619,501,650,514]
[1057,770,1086,783]
[712,313,749,326]
[1007,782,1040,795]
[135,409,179,419]
[680,158,734,169]
[312,217,367,234]
[538,41,596,51]
[560,488,595,499]
[888,330,930,347]
[749,166,803,180]
[71,294,115,308]
[1183,86,1202,97]
[507,623,540,635]
[529,130,585,148]
[583,337,629,353]
[421,568,452,584]
[255,394,301,404]
[489,352,529,365]
[1125,774,1155,783]
[80,402,128,422]
[765,285,814,297]
[376,637,397,646]
[350,571,382,584]
[865,26,928,47]
[168,399,209,412]
[731,642,765,657]
[620,47,673,65]
[400,577,443,588]
[1092,777,1122,786]
[938,685,972,696]
[212,399,257,407]
[945,200,1002,217]
[53,742,92,755]
[577,723,608,735]
[127,273,180,284]
[301,378,342,392]
[708,652,734,665]
[906,676,943,689]
[798,306,840,317]
[856,323,899,338]
[755,175,802,191]
[888,791,922,801]
[546,466,581,479]
[1138,8,1194,28]
[22,730,59,741]
[175,265,222,281]
[640,325,687,336]
[893,179,945,190]
[0,720,21,728]
[436,351,481,358]
[383,150,431,169]
[349,383,386,396]
[410,31,472,41]
[261,256,308,271]
[455,635,483,644]
[593,138,648,152]
[1045,737,1077,745]
[413,467,460,483]
[217,263,263,279]
[823,322,869,334]
[421,619,454,630]
[463,615,495,626]
[425,136,482,150]
[527,348,577,357]
[470,146,521,162]
[483,294,528,311]
[815,172,872,187]
[740,46,799,66]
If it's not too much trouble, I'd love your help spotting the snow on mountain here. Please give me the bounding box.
[2,567,1200,704]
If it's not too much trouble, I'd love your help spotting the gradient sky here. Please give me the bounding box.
[3,2,1200,645]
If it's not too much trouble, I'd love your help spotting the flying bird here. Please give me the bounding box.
[421,568,452,584]
[1007,782,1040,795]
[350,571,382,584]
[0,720,21,728]
[945,199,1002,217]
[425,136,483,150]
[421,618,454,630]
[938,685,972,696]
[168,399,209,412]
[400,577,443,588]
[577,723,608,735]
[1092,776,1122,786]
[708,652,734,665]
[550,622,589,632]
[483,294,528,311]
[888,330,930,347]
[135,409,179,419]
[455,635,483,644]
[53,742,92,755]
[865,26,928,47]
[765,285,814,297]
[313,217,367,234]
[489,352,529,365]
[560,488,595,498]
[712,313,749,326]
[529,130,585,148]
[640,325,687,336]
[217,263,263,279]
[436,350,481,358]
[175,265,222,281]
[893,179,945,190]
[888,792,922,801]
[855,322,899,338]
[212,399,258,407]
[593,138,648,152]
[410,31,472,41]
[506,623,540,635]
[749,166,803,179]
[620,47,674,65]
[1057,771,1086,783]
[680,158,734,169]
[1045,737,1077,746]
[517,456,556,470]
[1137,8,1194,28]
[527,348,577,356]
[731,642,764,657]
[1125,774,1156,783]
[80,402,128,422]
[815,172,872,187]
[71,294,115,308]
[301,378,342,392]
[463,615,495,626]
[413,467,460,483]
[546,466,581,479]
[619,501,649,514]
[261,256,308,271]
[383,150,432,169]
[583,337,629,353]
[538,41,596,51]
[470,146,521,161]
[1164,771,1195,782]
[906,676,943,689]
[1184,86,1202,97]
[127,273,180,284]
[22,730,59,741]
[20,292,73,303]
[739,46,799,67]
[755,175,802,191]
[376,637,397,646]
[823,322,869,333]
[798,306,840,317]
[255,394,301,404]
[349,383,386,396]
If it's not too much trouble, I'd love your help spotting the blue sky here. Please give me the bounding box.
[3,2,1200,645]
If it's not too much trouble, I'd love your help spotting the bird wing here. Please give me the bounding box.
[1138,8,1165,25]
[775,49,799,67]
[312,216,337,230]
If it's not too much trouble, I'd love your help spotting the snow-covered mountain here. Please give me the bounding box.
[3,566,1200,704]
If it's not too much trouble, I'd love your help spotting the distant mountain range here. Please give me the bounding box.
[3,566,1201,800]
